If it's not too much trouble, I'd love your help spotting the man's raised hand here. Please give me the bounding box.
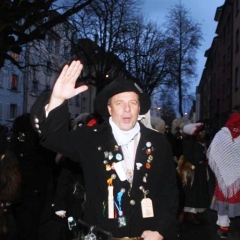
[48,60,88,112]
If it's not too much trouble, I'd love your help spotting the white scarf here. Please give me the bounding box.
[109,117,140,184]
[207,127,240,197]
[109,117,140,146]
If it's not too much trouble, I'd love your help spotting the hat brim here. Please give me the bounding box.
[94,78,151,116]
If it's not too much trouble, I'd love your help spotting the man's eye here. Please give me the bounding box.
[130,101,138,105]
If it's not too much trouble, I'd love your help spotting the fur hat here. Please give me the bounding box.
[138,110,154,130]
[182,123,203,136]
[171,117,190,135]
[94,78,151,116]
[151,117,165,134]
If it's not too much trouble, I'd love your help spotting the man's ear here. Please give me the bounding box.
[107,105,112,115]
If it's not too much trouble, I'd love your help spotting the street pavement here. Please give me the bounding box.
[178,209,240,240]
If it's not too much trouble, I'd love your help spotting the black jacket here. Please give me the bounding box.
[30,92,178,240]
[182,136,209,208]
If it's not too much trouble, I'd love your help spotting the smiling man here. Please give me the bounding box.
[30,60,178,240]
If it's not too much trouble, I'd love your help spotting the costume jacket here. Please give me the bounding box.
[182,136,209,208]
[30,92,178,240]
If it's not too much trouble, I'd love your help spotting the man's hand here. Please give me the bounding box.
[48,60,88,112]
[141,230,163,240]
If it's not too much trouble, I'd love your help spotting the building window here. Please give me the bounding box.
[235,67,239,90]
[9,104,18,119]
[31,80,39,96]
[10,74,19,91]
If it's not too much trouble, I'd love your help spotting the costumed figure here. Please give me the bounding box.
[169,117,190,163]
[0,143,22,239]
[207,110,240,239]
[53,113,98,240]
[177,122,209,224]
[151,117,166,134]
[166,117,190,219]
[9,113,57,240]
[30,60,178,240]
[138,110,166,134]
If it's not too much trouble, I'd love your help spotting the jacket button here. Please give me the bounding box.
[34,118,39,123]
[35,124,39,129]
[130,200,135,205]
[98,146,102,151]
[38,130,42,134]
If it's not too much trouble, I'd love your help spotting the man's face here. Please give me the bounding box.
[107,91,140,131]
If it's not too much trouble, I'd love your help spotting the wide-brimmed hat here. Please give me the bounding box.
[94,78,151,116]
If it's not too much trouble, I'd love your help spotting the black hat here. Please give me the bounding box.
[94,78,151,116]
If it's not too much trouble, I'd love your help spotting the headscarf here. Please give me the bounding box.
[224,113,240,140]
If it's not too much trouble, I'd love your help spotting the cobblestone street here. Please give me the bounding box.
[178,209,240,240]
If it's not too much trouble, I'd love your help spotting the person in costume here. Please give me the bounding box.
[30,60,178,240]
[166,117,190,220]
[177,122,209,225]
[0,126,22,239]
[207,109,240,239]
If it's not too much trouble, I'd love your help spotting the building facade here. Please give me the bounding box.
[197,0,240,130]
[0,16,96,128]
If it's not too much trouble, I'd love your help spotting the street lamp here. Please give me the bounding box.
[156,107,161,117]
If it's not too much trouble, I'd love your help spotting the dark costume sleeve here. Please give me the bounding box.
[30,91,88,162]
[54,160,85,216]
[183,136,206,165]
[182,136,209,209]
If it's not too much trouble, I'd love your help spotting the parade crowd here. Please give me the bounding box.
[1,60,240,240]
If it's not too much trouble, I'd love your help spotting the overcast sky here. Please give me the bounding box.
[142,0,225,91]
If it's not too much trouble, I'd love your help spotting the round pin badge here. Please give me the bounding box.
[146,142,152,148]
[116,153,122,161]
[146,148,152,154]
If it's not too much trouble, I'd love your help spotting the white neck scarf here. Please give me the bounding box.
[109,117,140,146]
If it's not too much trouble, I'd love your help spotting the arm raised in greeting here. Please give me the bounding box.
[47,60,88,113]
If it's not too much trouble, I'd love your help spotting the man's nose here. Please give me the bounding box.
[123,103,130,112]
